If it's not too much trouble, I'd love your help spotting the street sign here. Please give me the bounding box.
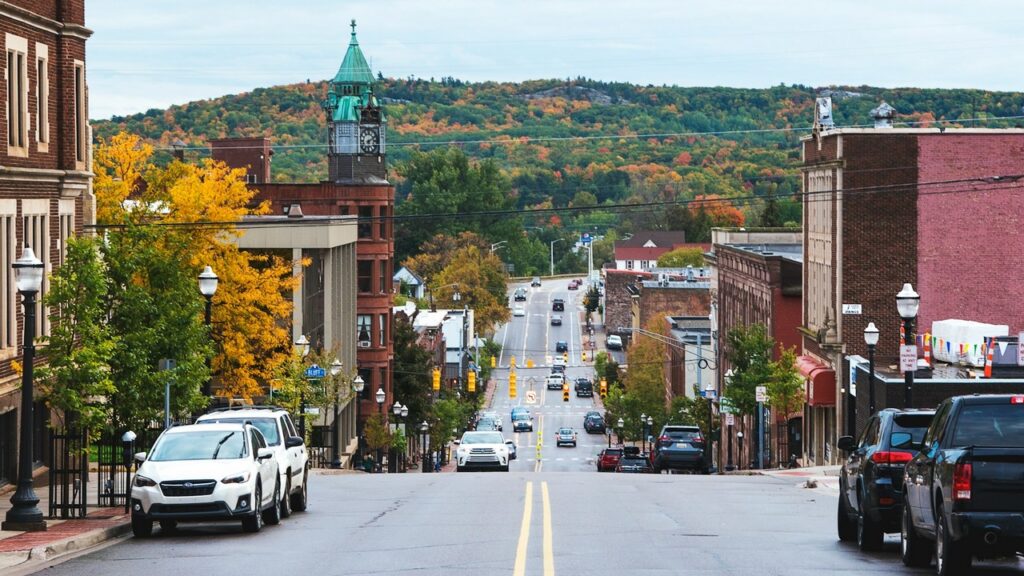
[581,232,592,245]
[701,389,717,400]
[899,345,917,373]
[755,386,768,403]
[720,396,738,414]
[726,414,735,426]
[305,364,326,379]
[841,304,862,315]
[303,407,320,415]
[526,390,537,404]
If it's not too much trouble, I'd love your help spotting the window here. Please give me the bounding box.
[0,204,14,350]
[625,260,634,270]
[378,205,387,239]
[357,260,372,293]
[58,200,73,266]
[356,314,372,344]
[378,314,386,346]
[22,209,48,337]
[35,44,47,147]
[378,258,387,294]
[74,61,86,164]
[6,34,28,154]
[357,206,372,239]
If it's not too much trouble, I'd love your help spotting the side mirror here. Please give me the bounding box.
[257,447,274,461]
[134,451,148,464]
[837,436,857,452]
[452,440,460,446]
[285,436,304,449]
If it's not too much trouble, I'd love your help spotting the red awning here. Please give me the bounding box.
[796,355,836,407]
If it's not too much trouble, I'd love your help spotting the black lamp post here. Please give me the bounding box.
[420,421,430,473]
[639,413,646,453]
[616,417,624,446]
[3,246,47,532]
[737,431,745,470]
[864,322,879,416]
[375,387,386,472]
[329,359,344,469]
[392,401,402,473]
[198,265,218,398]
[646,415,654,458]
[352,374,365,461]
[606,426,612,449]
[896,283,920,408]
[294,335,310,437]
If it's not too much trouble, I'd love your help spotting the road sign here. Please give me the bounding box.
[581,232,592,245]
[726,414,735,426]
[701,389,717,400]
[526,390,537,404]
[720,396,738,414]
[900,345,917,373]
[755,386,768,403]
[304,407,320,415]
[305,364,326,379]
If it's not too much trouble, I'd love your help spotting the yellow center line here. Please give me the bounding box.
[535,416,544,473]
[513,481,534,576]
[542,481,555,576]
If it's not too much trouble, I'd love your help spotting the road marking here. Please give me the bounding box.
[534,416,544,473]
[542,481,555,576]
[513,481,533,576]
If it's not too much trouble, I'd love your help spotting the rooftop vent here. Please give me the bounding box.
[814,97,835,130]
[871,101,896,129]
[286,203,304,218]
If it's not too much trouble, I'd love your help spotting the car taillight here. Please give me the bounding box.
[1011,395,1024,404]
[953,463,972,501]
[870,451,914,464]
[659,435,671,443]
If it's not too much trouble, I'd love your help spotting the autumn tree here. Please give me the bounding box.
[432,244,510,334]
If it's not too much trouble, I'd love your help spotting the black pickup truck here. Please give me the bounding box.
[901,394,1024,575]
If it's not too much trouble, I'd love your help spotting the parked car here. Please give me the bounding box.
[555,340,568,353]
[584,414,605,433]
[552,298,565,311]
[546,373,565,390]
[505,440,517,461]
[616,447,652,473]
[455,431,511,472]
[511,407,534,432]
[512,305,525,317]
[836,408,935,551]
[550,314,562,326]
[513,287,527,301]
[597,448,623,472]
[196,406,310,517]
[606,335,623,350]
[531,276,542,287]
[130,423,280,537]
[901,394,1024,575]
[555,427,578,447]
[651,425,708,474]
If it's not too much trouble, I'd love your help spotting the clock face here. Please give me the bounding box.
[360,128,379,153]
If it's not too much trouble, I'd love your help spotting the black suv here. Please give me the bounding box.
[555,340,568,353]
[836,408,935,551]
[584,413,604,432]
[513,287,527,301]
[652,425,707,474]
[552,299,565,311]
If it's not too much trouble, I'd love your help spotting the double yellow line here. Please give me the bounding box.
[513,481,555,576]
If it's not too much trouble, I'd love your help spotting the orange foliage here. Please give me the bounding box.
[673,151,692,166]
[690,194,744,227]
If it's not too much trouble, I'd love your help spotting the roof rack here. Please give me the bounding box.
[206,405,285,414]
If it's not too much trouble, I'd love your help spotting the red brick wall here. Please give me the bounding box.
[638,286,710,329]
[604,270,650,335]
[210,138,271,183]
[916,134,1024,334]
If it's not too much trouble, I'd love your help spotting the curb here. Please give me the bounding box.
[0,518,131,573]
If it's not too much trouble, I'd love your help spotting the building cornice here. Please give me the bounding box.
[0,165,93,184]
[0,3,93,38]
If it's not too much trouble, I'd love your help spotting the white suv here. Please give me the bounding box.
[130,423,280,536]
[455,431,511,472]
[196,406,309,516]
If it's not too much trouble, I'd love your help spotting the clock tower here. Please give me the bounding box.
[323,20,387,183]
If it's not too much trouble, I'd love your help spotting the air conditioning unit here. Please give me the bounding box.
[358,340,371,348]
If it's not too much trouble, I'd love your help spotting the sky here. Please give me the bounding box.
[87,0,1024,120]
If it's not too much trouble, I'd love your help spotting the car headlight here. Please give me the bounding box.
[457,447,468,455]
[134,474,156,487]
[222,471,251,484]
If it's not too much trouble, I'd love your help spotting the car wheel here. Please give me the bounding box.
[242,482,263,533]
[290,468,308,512]
[159,520,177,533]
[502,465,510,472]
[936,510,971,576]
[857,494,884,551]
[279,475,292,518]
[131,514,153,538]
[263,480,282,525]
[456,465,465,472]
[900,497,931,567]
[837,486,856,542]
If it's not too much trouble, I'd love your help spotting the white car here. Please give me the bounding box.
[130,423,281,537]
[512,305,526,317]
[196,406,309,516]
[606,334,623,350]
[455,431,511,472]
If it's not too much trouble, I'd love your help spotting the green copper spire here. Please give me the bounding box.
[332,20,375,87]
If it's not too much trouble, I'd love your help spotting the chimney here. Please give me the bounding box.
[871,101,896,129]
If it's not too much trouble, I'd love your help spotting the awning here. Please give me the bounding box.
[797,355,836,407]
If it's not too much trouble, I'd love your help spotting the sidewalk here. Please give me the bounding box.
[0,473,131,574]
[759,465,842,492]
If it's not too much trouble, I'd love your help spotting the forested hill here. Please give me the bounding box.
[92,77,1024,219]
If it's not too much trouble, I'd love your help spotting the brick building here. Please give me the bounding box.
[800,125,1024,465]
[0,1,92,486]
[210,22,394,441]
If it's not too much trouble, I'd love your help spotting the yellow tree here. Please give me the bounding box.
[434,244,510,334]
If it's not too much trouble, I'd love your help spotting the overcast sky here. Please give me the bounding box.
[87,0,1023,120]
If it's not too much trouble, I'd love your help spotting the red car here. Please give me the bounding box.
[597,448,623,472]
[567,279,579,290]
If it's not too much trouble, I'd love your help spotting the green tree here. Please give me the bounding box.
[759,194,784,227]
[363,412,392,458]
[583,285,600,316]
[669,386,714,438]
[393,314,433,427]
[724,323,775,417]
[766,347,804,428]
[657,247,706,268]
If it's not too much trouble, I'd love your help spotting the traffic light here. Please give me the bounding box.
[562,383,570,402]
[432,368,441,392]
[600,378,608,399]
[562,351,569,363]
[509,370,517,398]
[581,351,587,362]
[467,370,476,393]
[490,355,496,368]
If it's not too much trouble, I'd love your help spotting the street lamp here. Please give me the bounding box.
[616,417,624,445]
[737,431,745,470]
[375,387,386,472]
[392,401,403,473]
[864,322,879,416]
[896,283,920,408]
[550,239,564,277]
[639,413,647,453]
[329,358,344,469]
[428,282,460,312]
[420,421,430,473]
[606,426,612,448]
[646,415,654,455]
[294,335,310,437]
[198,265,218,397]
[3,246,47,532]
[725,368,735,472]
[352,374,365,462]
